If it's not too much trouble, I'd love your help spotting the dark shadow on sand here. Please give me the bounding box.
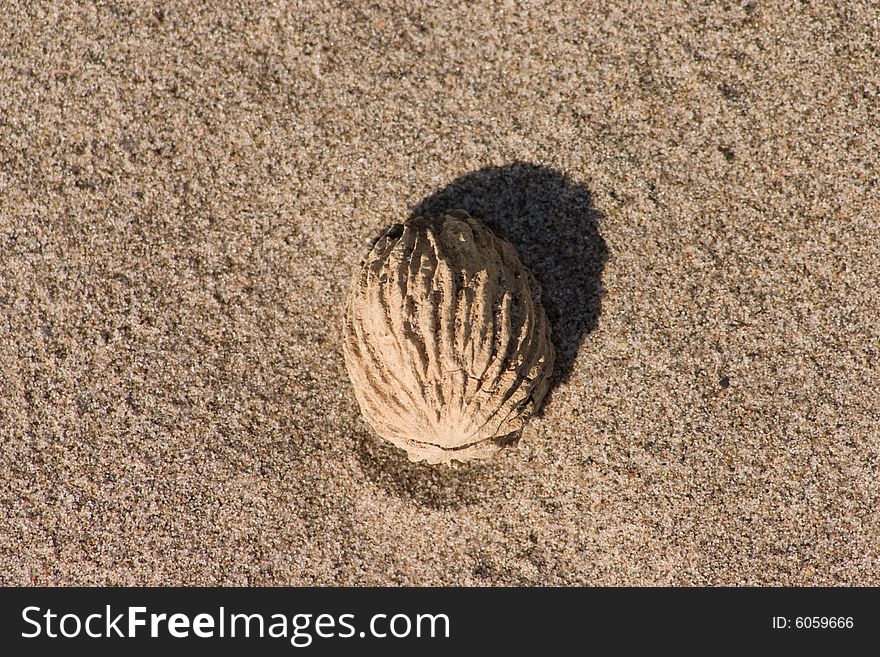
[356,432,517,510]
[355,162,608,509]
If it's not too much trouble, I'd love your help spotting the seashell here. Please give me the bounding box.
[343,210,555,464]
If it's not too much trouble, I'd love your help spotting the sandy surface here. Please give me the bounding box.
[1,1,878,585]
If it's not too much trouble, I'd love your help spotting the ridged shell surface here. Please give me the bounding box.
[343,211,554,463]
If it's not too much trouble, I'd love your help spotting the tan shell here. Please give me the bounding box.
[343,210,555,464]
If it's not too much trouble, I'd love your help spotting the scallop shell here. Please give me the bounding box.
[343,210,554,463]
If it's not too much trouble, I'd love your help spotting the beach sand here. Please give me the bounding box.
[1,1,878,585]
